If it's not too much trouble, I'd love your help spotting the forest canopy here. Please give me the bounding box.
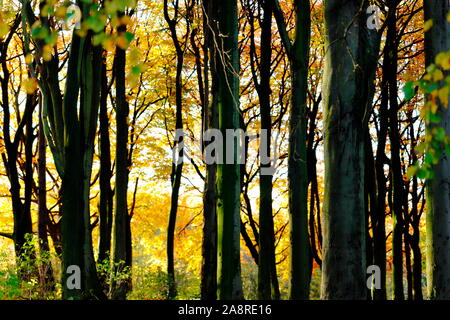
[0,0,449,301]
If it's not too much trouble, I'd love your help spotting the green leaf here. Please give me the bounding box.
[124,32,135,44]
[85,16,105,33]
[417,168,428,179]
[434,127,446,141]
[45,31,58,46]
[31,26,48,40]
[425,152,434,164]
[445,145,450,156]
[428,112,442,123]
[131,65,141,76]
[415,142,426,154]
[426,63,437,74]
[403,81,416,101]
[423,82,439,94]
[93,32,106,46]
[406,165,418,178]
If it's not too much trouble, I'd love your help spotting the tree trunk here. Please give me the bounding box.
[0,21,36,280]
[373,37,391,301]
[210,0,243,300]
[385,0,405,301]
[288,0,311,300]
[22,2,105,299]
[200,1,217,300]
[273,0,311,300]
[411,225,423,300]
[60,38,87,298]
[60,30,105,300]
[257,0,280,301]
[112,19,132,300]
[365,131,376,300]
[409,115,423,300]
[320,0,367,299]
[424,0,450,300]
[405,234,413,300]
[98,58,113,266]
[307,97,322,269]
[163,0,188,300]
[37,94,55,291]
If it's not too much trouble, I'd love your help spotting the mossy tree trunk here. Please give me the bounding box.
[209,0,243,300]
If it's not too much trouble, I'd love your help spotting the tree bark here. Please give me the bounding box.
[200,0,217,300]
[257,0,280,301]
[37,94,55,291]
[424,0,450,300]
[112,18,132,300]
[320,0,368,299]
[385,0,405,301]
[98,58,113,266]
[210,0,243,300]
[163,0,188,300]
[273,0,311,300]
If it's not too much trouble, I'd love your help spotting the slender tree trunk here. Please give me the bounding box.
[365,131,376,300]
[37,94,55,291]
[411,225,423,300]
[19,94,37,279]
[273,0,311,300]
[98,58,113,265]
[163,0,188,300]
[201,151,217,300]
[424,0,450,300]
[200,1,217,300]
[287,0,311,300]
[210,0,243,300]
[405,234,413,300]
[409,112,423,300]
[361,5,382,300]
[373,43,390,302]
[257,0,280,301]
[385,0,404,300]
[112,18,132,300]
[167,162,183,299]
[0,23,36,279]
[60,37,87,299]
[81,33,107,300]
[307,97,322,269]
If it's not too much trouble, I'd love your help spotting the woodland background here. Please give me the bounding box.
[0,0,449,300]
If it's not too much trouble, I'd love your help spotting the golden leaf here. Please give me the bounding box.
[424,19,433,32]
